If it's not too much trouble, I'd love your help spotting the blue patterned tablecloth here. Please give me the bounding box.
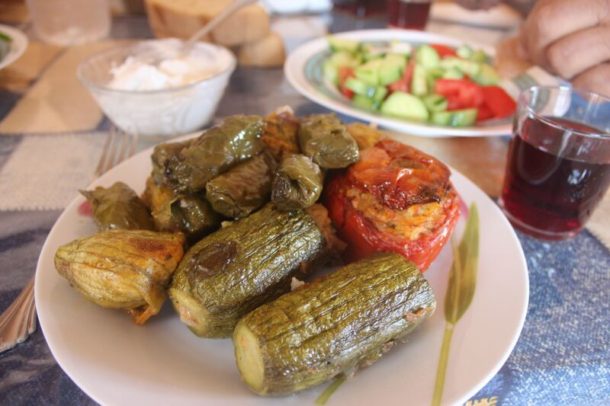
[0,12,609,406]
[1,207,608,406]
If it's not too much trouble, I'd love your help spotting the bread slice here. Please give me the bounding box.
[237,31,285,68]
[211,4,270,46]
[145,0,270,47]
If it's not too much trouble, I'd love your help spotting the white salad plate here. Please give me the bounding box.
[35,137,528,406]
[285,29,513,138]
[0,24,28,70]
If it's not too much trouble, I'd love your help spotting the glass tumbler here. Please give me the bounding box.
[27,0,111,46]
[499,86,610,240]
[387,0,432,30]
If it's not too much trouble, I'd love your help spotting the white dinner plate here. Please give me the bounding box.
[0,24,28,70]
[35,137,528,406]
[285,29,513,137]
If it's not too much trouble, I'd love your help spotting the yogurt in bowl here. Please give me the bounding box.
[78,39,236,138]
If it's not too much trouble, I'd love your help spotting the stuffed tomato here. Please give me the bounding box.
[324,139,460,271]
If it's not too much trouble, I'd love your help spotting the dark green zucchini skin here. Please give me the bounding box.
[233,253,436,395]
[169,203,325,338]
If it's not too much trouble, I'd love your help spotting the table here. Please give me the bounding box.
[1,10,609,406]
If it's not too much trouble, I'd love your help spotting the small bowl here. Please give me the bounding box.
[77,40,236,138]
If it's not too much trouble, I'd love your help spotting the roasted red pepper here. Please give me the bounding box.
[324,140,460,271]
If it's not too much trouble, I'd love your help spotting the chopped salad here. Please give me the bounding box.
[323,37,516,127]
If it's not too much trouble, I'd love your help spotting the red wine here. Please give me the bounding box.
[333,0,387,17]
[387,0,431,30]
[501,116,610,239]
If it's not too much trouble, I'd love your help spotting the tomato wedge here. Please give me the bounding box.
[388,60,415,93]
[476,103,494,122]
[435,78,484,110]
[430,44,457,58]
[481,85,517,119]
[338,66,355,99]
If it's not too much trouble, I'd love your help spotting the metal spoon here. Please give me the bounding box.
[134,0,257,65]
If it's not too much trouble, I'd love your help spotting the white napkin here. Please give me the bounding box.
[0,133,106,211]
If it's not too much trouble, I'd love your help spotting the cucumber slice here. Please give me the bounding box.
[355,59,383,85]
[456,45,473,59]
[323,51,361,85]
[457,45,488,63]
[328,36,360,53]
[390,41,413,56]
[442,67,464,79]
[352,94,376,111]
[344,78,368,95]
[426,67,444,80]
[372,86,388,103]
[381,92,429,122]
[472,63,500,85]
[385,53,408,66]
[379,54,406,86]
[323,60,339,85]
[470,50,488,63]
[422,94,448,113]
[440,57,481,77]
[415,45,440,69]
[411,64,428,96]
[431,109,478,127]
[344,78,387,101]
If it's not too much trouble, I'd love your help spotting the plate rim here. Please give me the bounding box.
[284,29,513,138]
[0,24,28,70]
[35,134,529,405]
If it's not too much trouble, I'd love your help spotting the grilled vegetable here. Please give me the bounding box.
[261,110,300,160]
[324,139,460,270]
[156,115,265,194]
[271,154,323,211]
[143,178,220,240]
[205,152,276,219]
[233,252,436,395]
[298,114,360,169]
[54,230,185,324]
[81,182,154,231]
[169,203,325,338]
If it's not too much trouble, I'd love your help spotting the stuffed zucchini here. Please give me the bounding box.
[233,252,436,395]
[169,203,325,338]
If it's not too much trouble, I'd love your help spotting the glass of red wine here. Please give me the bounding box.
[387,0,432,30]
[499,86,610,240]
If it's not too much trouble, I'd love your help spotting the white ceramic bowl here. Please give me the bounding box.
[77,40,236,137]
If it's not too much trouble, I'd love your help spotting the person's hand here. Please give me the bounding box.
[519,0,610,96]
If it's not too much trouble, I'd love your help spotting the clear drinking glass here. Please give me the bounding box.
[499,86,610,240]
[26,0,111,46]
[387,0,432,30]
